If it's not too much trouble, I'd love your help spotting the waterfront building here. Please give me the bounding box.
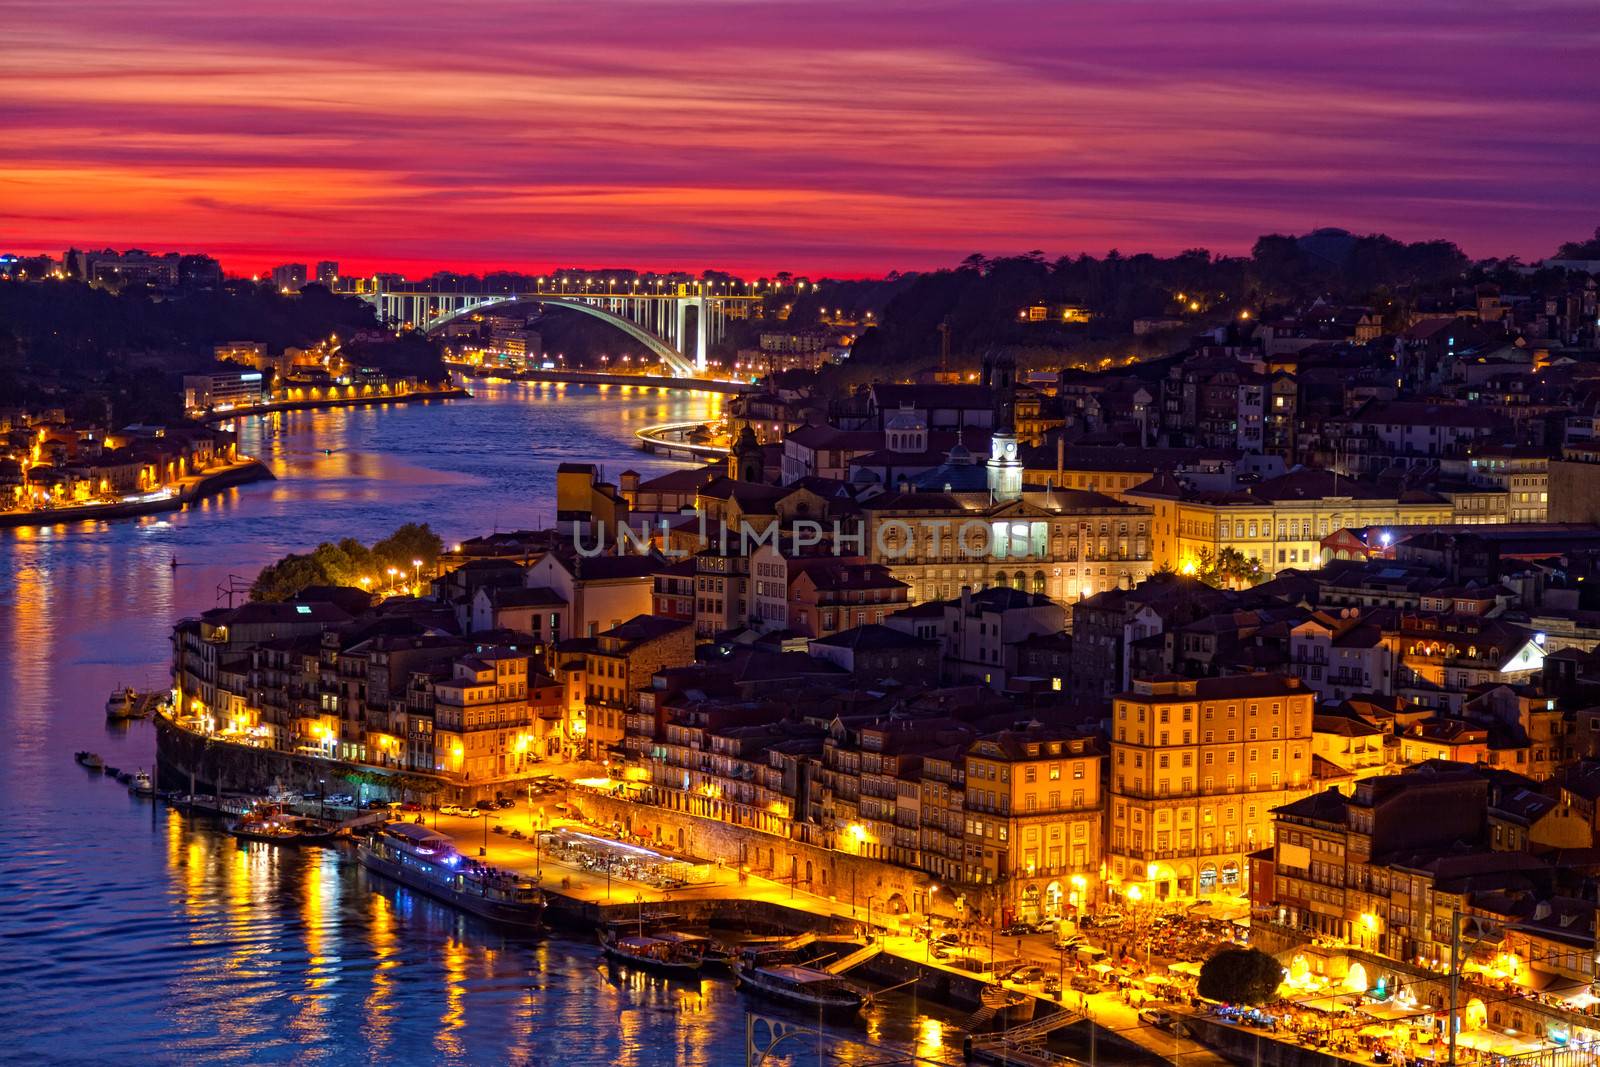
[181,368,266,414]
[1109,673,1315,901]
[963,728,1105,922]
[432,650,562,780]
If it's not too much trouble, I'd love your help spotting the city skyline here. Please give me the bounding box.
[3,0,1597,278]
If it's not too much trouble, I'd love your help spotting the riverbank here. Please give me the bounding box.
[147,717,1202,1062]
[0,457,274,529]
[453,363,756,394]
[196,384,470,424]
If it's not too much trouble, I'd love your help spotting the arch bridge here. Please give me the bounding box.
[360,283,762,377]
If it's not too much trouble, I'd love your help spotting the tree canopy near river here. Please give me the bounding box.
[249,522,444,602]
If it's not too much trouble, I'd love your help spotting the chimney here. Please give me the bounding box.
[960,585,973,615]
[1056,435,1065,481]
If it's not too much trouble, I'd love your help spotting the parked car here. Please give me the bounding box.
[1139,1009,1176,1030]
[1091,912,1125,929]
[439,804,461,816]
[495,797,516,809]
[474,799,495,812]
[999,922,1035,938]
[1011,965,1045,984]
[931,944,952,960]
[1069,975,1102,994]
[934,932,961,947]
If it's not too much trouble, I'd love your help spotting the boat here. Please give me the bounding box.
[229,804,338,845]
[129,770,157,797]
[599,929,705,976]
[357,822,544,929]
[734,960,864,1015]
[75,751,104,771]
[106,687,137,719]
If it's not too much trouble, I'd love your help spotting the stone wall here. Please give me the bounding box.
[570,789,941,920]
[154,715,500,804]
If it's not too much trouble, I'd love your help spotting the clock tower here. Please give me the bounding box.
[983,348,1022,502]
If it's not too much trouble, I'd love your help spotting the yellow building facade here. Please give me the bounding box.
[1109,674,1316,901]
[1128,472,1454,578]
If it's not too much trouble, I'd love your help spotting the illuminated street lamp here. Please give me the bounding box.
[411,558,423,591]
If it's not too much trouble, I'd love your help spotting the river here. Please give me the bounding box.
[0,381,961,1066]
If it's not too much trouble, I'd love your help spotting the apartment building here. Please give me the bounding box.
[1109,674,1315,901]
[964,729,1104,922]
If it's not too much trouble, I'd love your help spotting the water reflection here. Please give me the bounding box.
[0,385,963,1065]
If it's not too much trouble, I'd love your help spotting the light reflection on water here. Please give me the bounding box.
[0,383,962,1065]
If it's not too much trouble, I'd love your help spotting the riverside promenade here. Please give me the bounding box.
[421,807,1231,1067]
[196,382,469,424]
[0,456,272,529]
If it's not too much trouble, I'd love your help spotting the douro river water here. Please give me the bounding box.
[0,381,959,1066]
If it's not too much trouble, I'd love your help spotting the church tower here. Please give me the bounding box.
[730,424,764,482]
[983,349,1023,502]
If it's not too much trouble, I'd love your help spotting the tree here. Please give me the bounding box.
[1198,947,1284,1006]
[1189,546,1265,589]
[1555,226,1600,261]
[249,522,443,601]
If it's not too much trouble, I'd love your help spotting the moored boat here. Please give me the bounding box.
[357,822,544,929]
[75,751,104,771]
[734,960,864,1015]
[129,771,157,797]
[106,687,136,719]
[599,929,705,976]
[229,804,337,845]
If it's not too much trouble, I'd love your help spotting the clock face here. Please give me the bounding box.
[1006,443,1016,457]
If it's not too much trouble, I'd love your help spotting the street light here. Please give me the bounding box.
[411,558,423,591]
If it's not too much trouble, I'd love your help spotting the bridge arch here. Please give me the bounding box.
[425,295,697,376]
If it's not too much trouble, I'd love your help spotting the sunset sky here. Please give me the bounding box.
[2,0,1596,278]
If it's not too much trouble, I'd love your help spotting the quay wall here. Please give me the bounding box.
[1181,1016,1350,1067]
[570,791,936,918]
[153,715,498,804]
[197,385,470,425]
